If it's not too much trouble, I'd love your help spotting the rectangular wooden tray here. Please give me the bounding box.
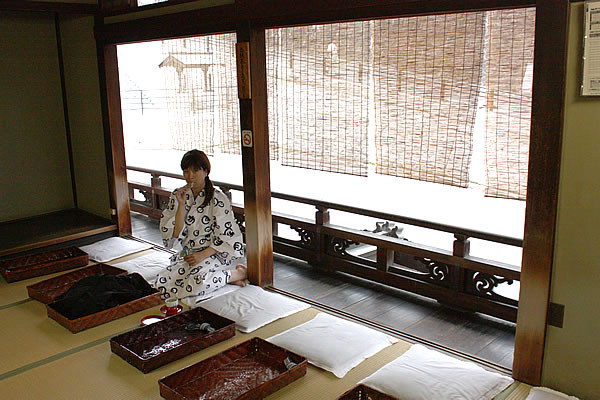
[0,246,88,283]
[27,263,127,304]
[159,337,307,400]
[338,384,398,400]
[110,307,236,373]
[46,289,161,333]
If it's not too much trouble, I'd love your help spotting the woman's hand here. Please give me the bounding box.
[183,251,205,266]
[183,248,217,266]
[174,183,191,204]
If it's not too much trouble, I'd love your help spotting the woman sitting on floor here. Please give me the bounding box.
[154,149,246,300]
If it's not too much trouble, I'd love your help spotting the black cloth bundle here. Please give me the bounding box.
[51,273,155,320]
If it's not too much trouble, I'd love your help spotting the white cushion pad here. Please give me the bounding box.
[80,237,153,262]
[526,387,580,400]
[112,251,172,282]
[198,285,310,333]
[180,284,241,307]
[268,312,398,378]
[360,344,513,400]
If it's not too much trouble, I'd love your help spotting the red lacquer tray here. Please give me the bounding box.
[338,384,398,400]
[27,263,127,304]
[46,289,161,333]
[0,246,88,283]
[110,307,236,373]
[159,337,307,400]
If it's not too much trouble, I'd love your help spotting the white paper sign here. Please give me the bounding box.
[582,1,600,95]
[242,130,253,147]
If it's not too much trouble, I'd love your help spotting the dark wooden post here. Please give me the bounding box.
[150,173,161,188]
[98,40,131,235]
[452,234,470,292]
[151,173,161,212]
[376,247,394,275]
[315,206,330,270]
[237,24,273,286]
[453,234,470,258]
[513,0,569,385]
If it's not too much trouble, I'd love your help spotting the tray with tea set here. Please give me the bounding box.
[0,246,88,283]
[158,337,307,400]
[110,307,236,373]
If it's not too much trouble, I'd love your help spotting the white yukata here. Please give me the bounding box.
[154,188,244,300]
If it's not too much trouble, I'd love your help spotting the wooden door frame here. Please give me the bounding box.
[96,28,132,235]
[512,0,569,384]
[95,0,570,385]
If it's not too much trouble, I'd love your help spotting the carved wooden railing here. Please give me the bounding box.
[127,165,521,322]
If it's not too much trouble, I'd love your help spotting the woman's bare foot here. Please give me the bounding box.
[229,264,247,287]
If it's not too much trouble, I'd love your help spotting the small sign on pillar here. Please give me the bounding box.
[242,130,253,147]
[236,42,251,99]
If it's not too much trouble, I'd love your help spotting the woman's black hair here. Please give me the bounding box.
[180,149,214,209]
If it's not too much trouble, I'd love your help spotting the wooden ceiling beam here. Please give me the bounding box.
[0,1,99,15]
[96,0,536,44]
[238,0,536,28]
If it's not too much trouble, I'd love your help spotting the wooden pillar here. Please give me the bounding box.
[315,206,330,270]
[97,39,131,235]
[452,234,470,292]
[376,247,393,273]
[513,0,569,385]
[236,24,273,286]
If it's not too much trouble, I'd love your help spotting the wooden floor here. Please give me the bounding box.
[131,212,516,371]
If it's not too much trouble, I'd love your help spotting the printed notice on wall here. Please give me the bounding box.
[582,1,600,95]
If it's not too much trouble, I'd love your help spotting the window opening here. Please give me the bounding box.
[117,7,534,372]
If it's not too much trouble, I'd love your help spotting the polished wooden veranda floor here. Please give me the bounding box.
[132,212,516,371]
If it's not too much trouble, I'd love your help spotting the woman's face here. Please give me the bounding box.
[183,167,207,189]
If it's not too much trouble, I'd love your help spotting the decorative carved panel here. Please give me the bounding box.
[466,271,517,305]
[330,237,360,256]
[417,257,451,286]
[291,226,315,249]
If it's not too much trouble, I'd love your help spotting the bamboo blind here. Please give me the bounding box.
[485,8,535,200]
[266,23,371,176]
[154,9,534,200]
[373,12,486,187]
[160,34,240,155]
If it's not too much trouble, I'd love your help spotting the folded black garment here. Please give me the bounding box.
[51,273,155,320]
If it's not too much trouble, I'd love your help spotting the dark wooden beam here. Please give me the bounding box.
[0,1,99,14]
[97,39,132,235]
[95,4,239,45]
[237,23,274,286]
[512,0,569,385]
[55,13,78,209]
[239,0,536,28]
[95,0,535,44]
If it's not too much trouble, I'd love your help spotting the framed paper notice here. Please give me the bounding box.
[582,1,600,95]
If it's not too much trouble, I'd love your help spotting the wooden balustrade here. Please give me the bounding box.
[127,165,521,322]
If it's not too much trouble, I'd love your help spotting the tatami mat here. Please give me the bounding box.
[0,247,531,399]
[500,382,533,400]
[0,250,163,376]
[0,299,165,376]
[0,308,404,399]
[0,305,530,399]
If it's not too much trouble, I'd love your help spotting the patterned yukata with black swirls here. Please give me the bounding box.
[154,188,244,300]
